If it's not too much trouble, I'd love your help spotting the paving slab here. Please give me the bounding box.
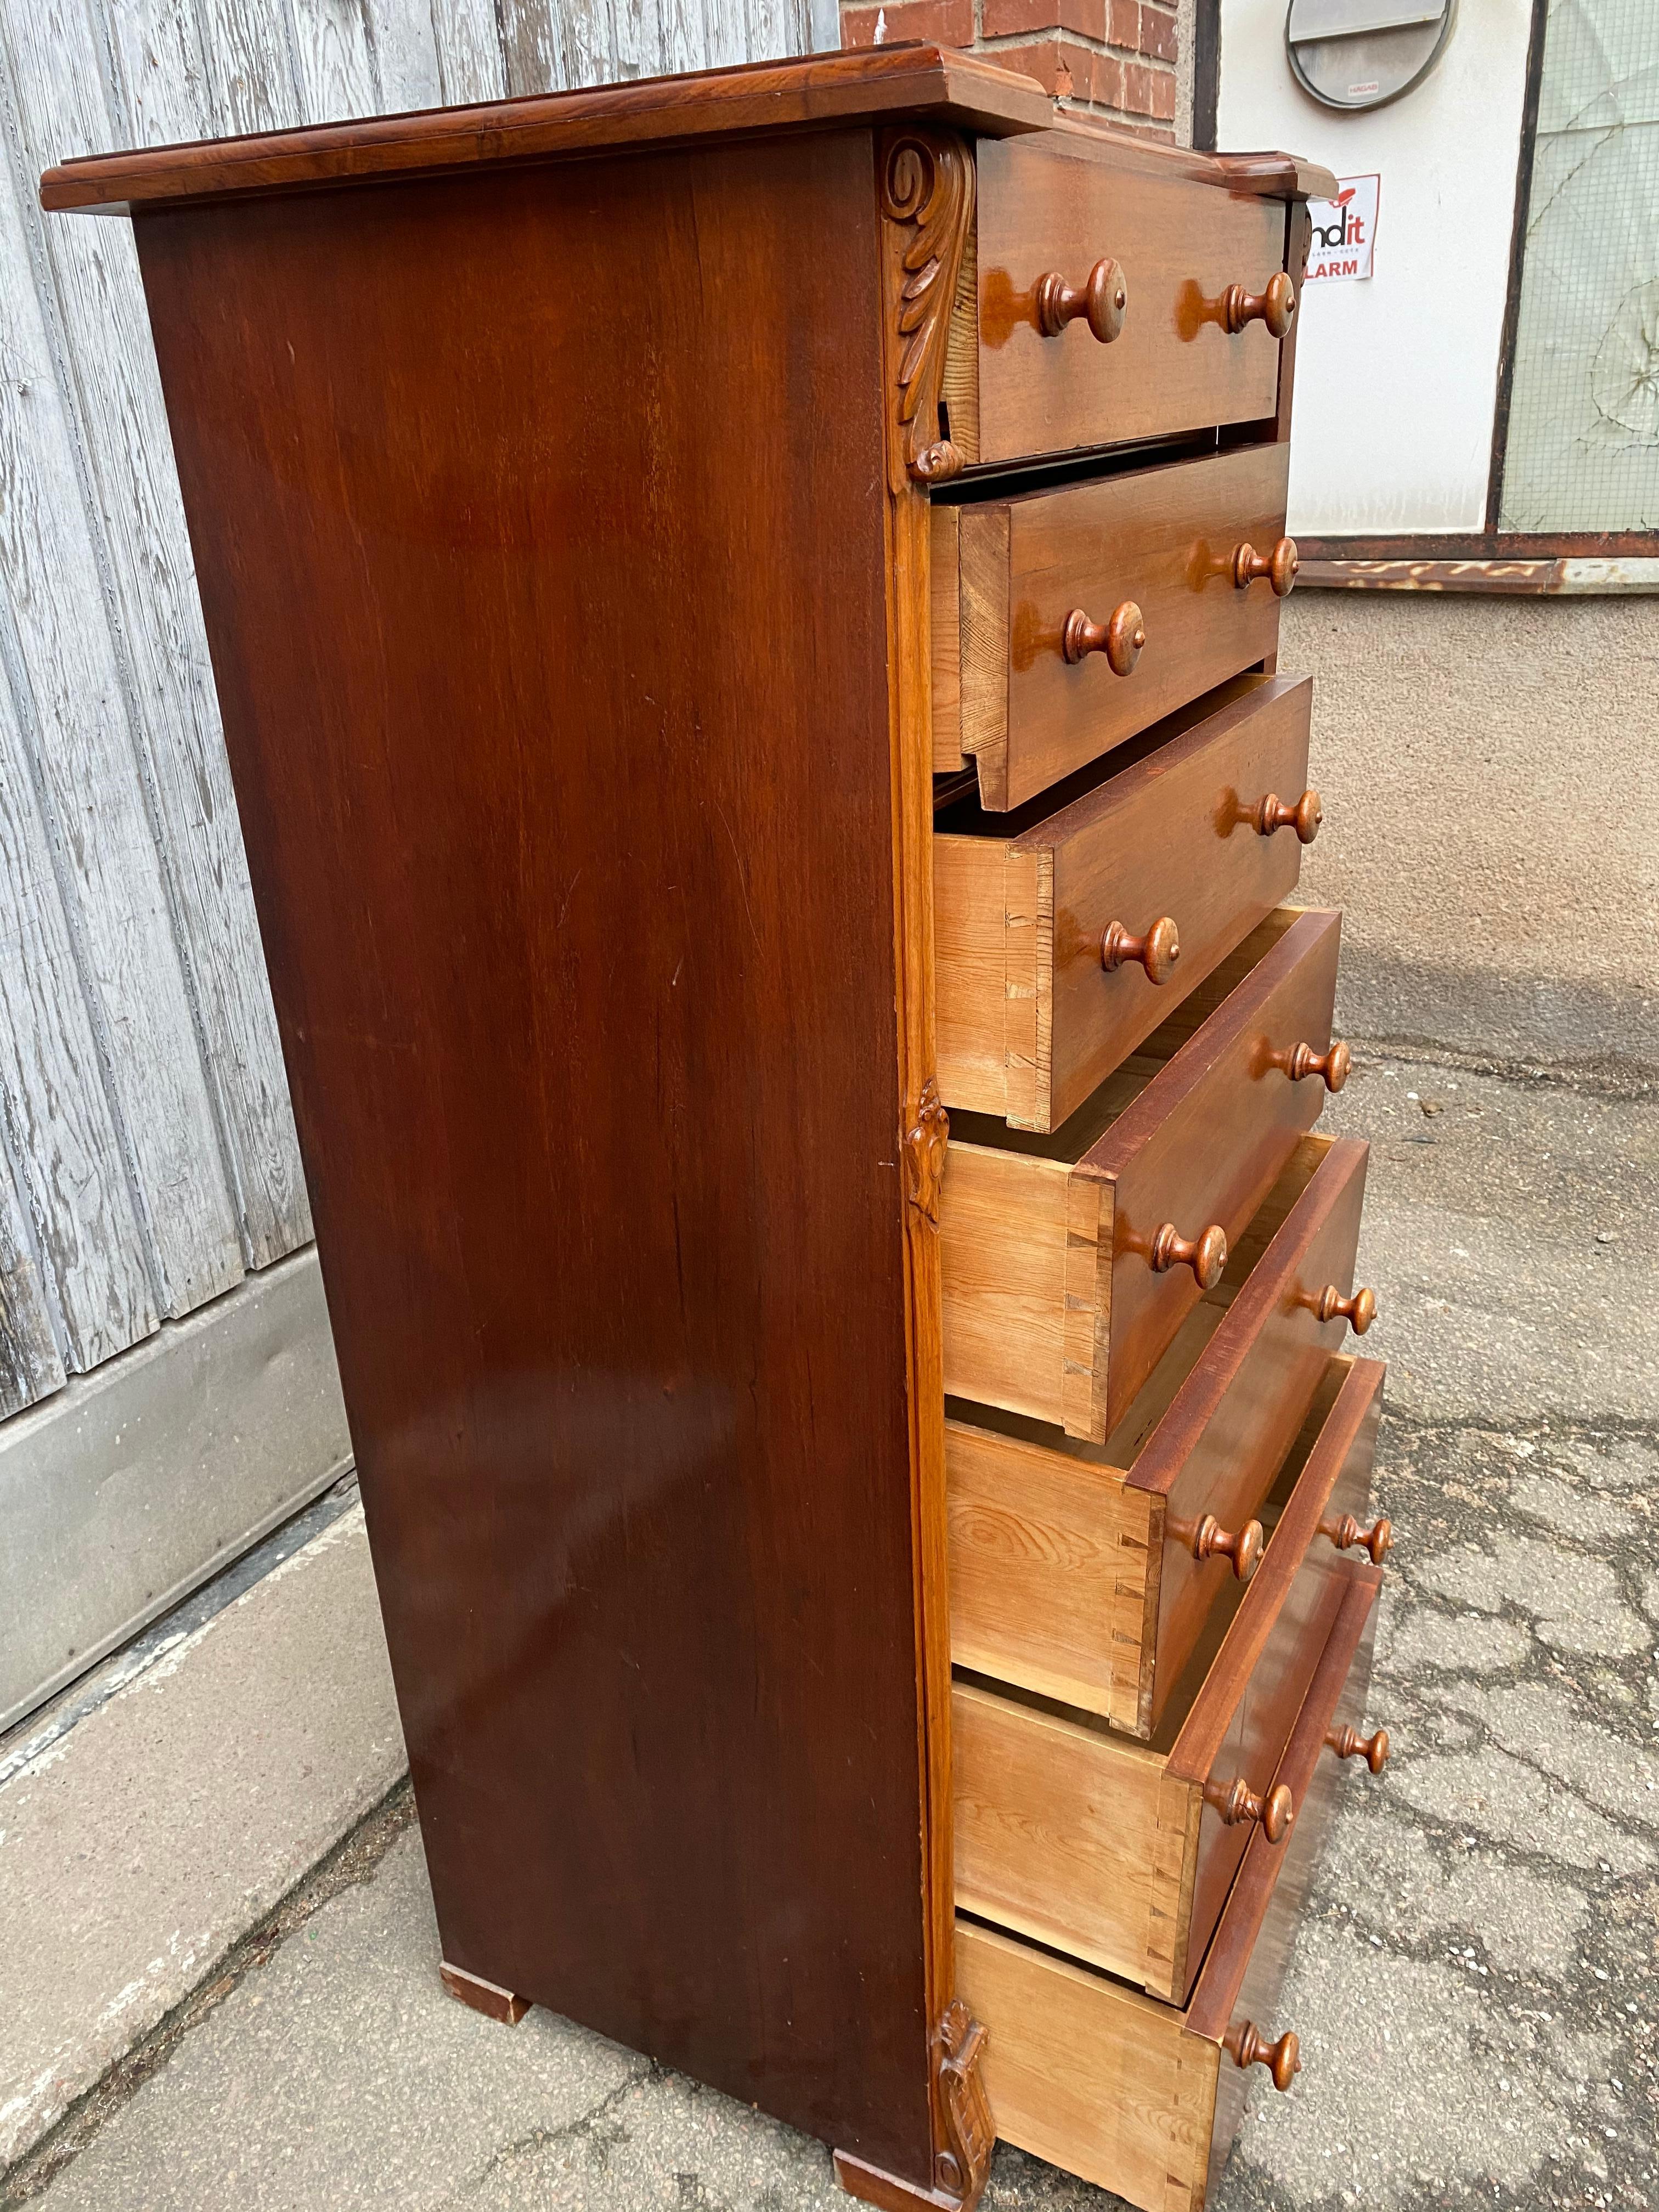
[9,1049,1659,2212]
[1323,1053,1658,1426]
[0,1503,406,2171]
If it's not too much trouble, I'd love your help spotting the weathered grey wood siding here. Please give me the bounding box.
[0,0,825,1424]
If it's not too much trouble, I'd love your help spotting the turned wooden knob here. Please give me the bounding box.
[1314,1283,1376,1335]
[1326,1723,1391,1773]
[1222,270,1297,338]
[1174,1513,1264,1581]
[1319,1511,1392,1565]
[1233,536,1299,597]
[1149,1221,1227,1290]
[1063,600,1145,675]
[1203,1775,1295,1843]
[1225,2020,1301,2091]
[1269,1038,1351,1092]
[1035,257,1128,343]
[1101,915,1180,985]
[1254,787,1323,843]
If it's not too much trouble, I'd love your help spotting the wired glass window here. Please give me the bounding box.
[1498,0,1659,533]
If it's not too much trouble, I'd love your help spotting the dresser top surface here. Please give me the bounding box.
[41,43,1334,217]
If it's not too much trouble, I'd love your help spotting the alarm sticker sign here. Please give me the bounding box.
[1306,174,1380,282]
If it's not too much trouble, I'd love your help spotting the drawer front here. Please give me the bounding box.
[1097,906,1340,1435]
[950,1361,1383,2006]
[1141,1134,1370,1728]
[956,1567,1384,2212]
[1194,1564,1385,2203]
[933,675,1314,1133]
[944,1137,1371,1740]
[939,909,1342,1442]
[968,137,1292,467]
[953,443,1293,812]
[1177,1361,1383,1999]
[1043,675,1313,1131]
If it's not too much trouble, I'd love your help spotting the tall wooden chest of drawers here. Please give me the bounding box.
[46,47,1390,2212]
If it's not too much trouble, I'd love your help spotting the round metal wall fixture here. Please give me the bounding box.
[1285,0,1455,112]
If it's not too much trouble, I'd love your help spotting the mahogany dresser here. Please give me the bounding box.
[46,47,1391,2212]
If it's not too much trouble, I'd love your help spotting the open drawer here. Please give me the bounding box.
[940,907,1345,1441]
[956,1554,1386,2212]
[953,1353,1384,2005]
[941,132,1300,473]
[931,442,1293,812]
[935,673,1316,1133]
[949,1130,1379,1738]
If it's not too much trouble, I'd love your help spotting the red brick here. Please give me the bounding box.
[1138,3,1177,60]
[1121,58,1157,112]
[1149,64,1176,119]
[981,36,1078,93]
[981,0,1104,36]
[840,0,973,47]
[1091,51,1125,107]
[1107,0,1139,50]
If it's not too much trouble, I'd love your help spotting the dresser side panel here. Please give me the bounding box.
[133,132,933,2178]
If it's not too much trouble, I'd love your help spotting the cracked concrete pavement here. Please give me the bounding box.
[4,1043,1656,2212]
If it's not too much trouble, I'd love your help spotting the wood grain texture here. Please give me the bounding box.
[939,1131,1110,1440]
[879,122,972,2202]
[930,503,963,767]
[946,1406,1161,1731]
[0,1161,64,1419]
[430,0,510,105]
[193,0,304,134]
[948,443,1292,812]
[42,48,1333,216]
[1084,906,1340,1435]
[288,0,381,119]
[365,0,446,111]
[968,134,1293,469]
[945,1133,1366,1742]
[1154,1357,1384,1999]
[934,674,1313,1130]
[956,1571,1376,2212]
[0,132,242,1324]
[940,907,1340,1442]
[955,1921,1220,2212]
[960,1566,1380,2212]
[133,128,933,2179]
[1189,1560,1382,2200]
[951,1353,1381,2006]
[42,47,1057,211]
[0,617,155,1379]
[953,1681,1199,1999]
[933,836,1049,1131]
[1137,1134,1370,1730]
[99,0,212,148]
[9,0,312,1278]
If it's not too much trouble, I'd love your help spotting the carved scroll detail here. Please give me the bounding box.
[879,131,975,489]
[933,2000,994,2204]
[904,1077,950,1227]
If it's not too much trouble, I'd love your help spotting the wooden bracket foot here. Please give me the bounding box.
[834,2000,994,2211]
[439,1959,529,2024]
[833,2151,963,2210]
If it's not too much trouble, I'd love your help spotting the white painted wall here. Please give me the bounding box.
[1217,0,1534,535]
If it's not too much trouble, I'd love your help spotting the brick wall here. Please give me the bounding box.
[839,0,1182,139]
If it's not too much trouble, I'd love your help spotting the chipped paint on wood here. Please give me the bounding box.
[0,0,823,1427]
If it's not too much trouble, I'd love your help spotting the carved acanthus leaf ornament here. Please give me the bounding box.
[879,131,975,489]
